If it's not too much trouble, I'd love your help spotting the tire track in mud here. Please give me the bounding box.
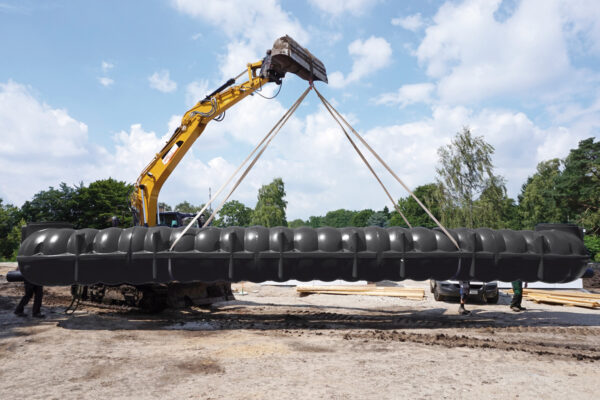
[337,329,600,362]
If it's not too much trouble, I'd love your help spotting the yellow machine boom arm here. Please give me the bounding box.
[132,62,267,226]
[131,36,327,226]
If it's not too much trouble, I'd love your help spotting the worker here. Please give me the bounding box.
[458,280,471,315]
[510,280,526,312]
[14,279,45,318]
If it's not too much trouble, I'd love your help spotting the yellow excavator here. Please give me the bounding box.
[74,36,327,310]
[132,35,327,227]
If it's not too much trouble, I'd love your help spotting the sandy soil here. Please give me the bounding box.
[1,262,599,400]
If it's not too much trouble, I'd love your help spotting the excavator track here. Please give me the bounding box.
[67,282,234,313]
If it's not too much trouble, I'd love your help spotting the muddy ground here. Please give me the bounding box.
[1,262,599,400]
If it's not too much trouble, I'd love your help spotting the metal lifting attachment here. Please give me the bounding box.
[262,35,328,84]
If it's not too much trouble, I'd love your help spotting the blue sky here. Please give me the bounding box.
[1,0,599,220]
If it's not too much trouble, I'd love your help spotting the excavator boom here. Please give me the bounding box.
[131,36,327,226]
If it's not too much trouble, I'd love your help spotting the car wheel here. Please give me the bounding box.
[433,286,445,302]
[486,293,499,304]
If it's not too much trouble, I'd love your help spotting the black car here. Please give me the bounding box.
[430,280,499,304]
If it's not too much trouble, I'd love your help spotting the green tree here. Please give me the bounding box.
[381,206,390,220]
[0,199,22,260]
[158,202,172,212]
[322,209,356,227]
[436,127,506,228]
[215,200,252,227]
[76,178,133,228]
[351,209,374,227]
[472,175,517,229]
[390,183,441,227]
[174,201,204,213]
[250,178,287,227]
[584,235,600,262]
[366,211,388,227]
[306,215,324,228]
[555,138,600,234]
[20,182,80,224]
[518,159,564,229]
[5,219,24,260]
[288,218,307,228]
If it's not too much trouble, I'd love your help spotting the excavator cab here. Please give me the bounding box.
[261,35,328,84]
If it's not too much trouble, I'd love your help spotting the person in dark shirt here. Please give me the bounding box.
[458,280,471,315]
[14,280,45,318]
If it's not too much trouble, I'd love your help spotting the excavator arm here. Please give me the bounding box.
[131,36,327,226]
[132,61,268,226]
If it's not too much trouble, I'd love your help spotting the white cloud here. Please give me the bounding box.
[0,3,23,13]
[413,0,600,104]
[361,104,590,201]
[218,40,258,80]
[1,78,595,219]
[107,124,169,182]
[211,84,303,145]
[101,61,114,73]
[98,77,114,87]
[0,81,88,158]
[375,83,435,107]
[561,0,600,56]
[307,0,379,17]
[98,61,115,87]
[185,80,210,107]
[391,13,424,32]
[148,70,177,93]
[0,81,90,204]
[171,0,308,79]
[0,80,226,209]
[94,123,232,210]
[329,36,392,88]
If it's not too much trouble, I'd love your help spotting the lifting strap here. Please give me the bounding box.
[313,86,460,250]
[203,86,311,227]
[171,84,460,252]
[315,89,411,228]
[169,86,312,251]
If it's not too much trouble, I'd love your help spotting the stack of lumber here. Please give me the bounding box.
[509,289,600,309]
[296,285,424,300]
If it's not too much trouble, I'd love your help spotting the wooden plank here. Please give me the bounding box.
[297,290,424,296]
[522,289,600,299]
[534,294,599,303]
[298,285,424,291]
[298,289,424,296]
[315,292,424,299]
[508,289,600,301]
[523,294,600,308]
[525,295,597,305]
[515,287,600,308]
[524,294,600,305]
[297,285,423,293]
[296,286,424,299]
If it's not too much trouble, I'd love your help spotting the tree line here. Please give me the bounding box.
[0,177,289,260]
[1,131,598,261]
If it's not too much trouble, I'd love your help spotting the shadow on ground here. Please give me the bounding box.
[46,298,600,332]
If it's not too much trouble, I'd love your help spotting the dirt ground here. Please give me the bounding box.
[1,263,599,400]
